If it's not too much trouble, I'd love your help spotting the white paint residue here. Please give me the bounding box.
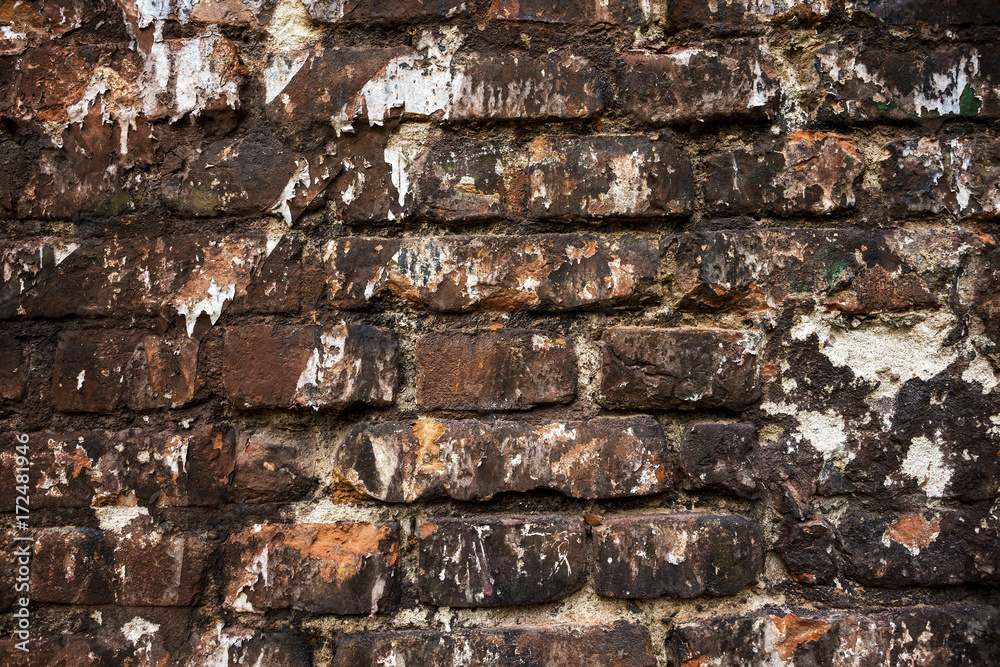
[763,402,851,464]
[912,53,980,118]
[95,505,150,533]
[384,124,431,211]
[899,435,952,498]
[264,50,309,104]
[76,370,86,390]
[270,158,312,225]
[122,616,160,650]
[173,278,237,336]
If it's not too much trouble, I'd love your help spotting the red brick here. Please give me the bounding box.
[189,629,313,667]
[622,40,780,125]
[599,328,762,410]
[221,324,398,410]
[324,235,659,311]
[303,0,471,23]
[648,0,830,29]
[337,416,673,502]
[0,332,24,400]
[332,625,657,666]
[231,428,317,501]
[417,141,520,222]
[417,329,577,411]
[29,527,113,604]
[51,330,142,413]
[527,135,693,219]
[703,131,865,216]
[125,334,200,411]
[417,516,586,607]
[593,513,764,598]
[489,0,647,25]
[223,522,400,614]
[110,521,210,606]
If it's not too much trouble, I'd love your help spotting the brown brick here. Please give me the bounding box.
[674,607,1000,666]
[679,422,759,498]
[125,334,200,411]
[221,324,398,410]
[777,517,839,585]
[223,522,400,614]
[332,625,657,666]
[29,527,113,604]
[648,0,830,29]
[417,142,519,222]
[51,330,142,413]
[303,0,471,23]
[0,332,24,400]
[417,516,586,607]
[231,428,316,502]
[489,0,647,25]
[110,522,210,606]
[622,40,780,125]
[593,513,764,598]
[703,131,865,216]
[325,235,659,312]
[599,328,762,410]
[527,135,693,219]
[336,416,673,502]
[847,0,1000,25]
[417,329,577,411]
[189,629,313,667]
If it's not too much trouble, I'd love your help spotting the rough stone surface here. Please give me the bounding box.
[678,422,759,498]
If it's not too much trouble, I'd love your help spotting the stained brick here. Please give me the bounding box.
[332,625,657,666]
[417,329,577,411]
[599,328,762,410]
[231,428,316,502]
[417,516,586,607]
[223,522,400,614]
[674,607,1000,666]
[777,517,839,585]
[189,628,313,667]
[489,0,647,25]
[30,527,113,604]
[111,522,210,606]
[221,324,398,410]
[336,416,673,502]
[324,235,660,311]
[847,0,1000,25]
[125,334,200,411]
[527,135,693,219]
[703,131,865,216]
[622,40,780,125]
[679,423,759,498]
[650,0,830,28]
[0,332,24,400]
[593,513,764,598]
[52,330,142,413]
[418,142,519,222]
[304,0,471,23]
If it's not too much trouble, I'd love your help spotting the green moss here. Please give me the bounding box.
[960,83,983,117]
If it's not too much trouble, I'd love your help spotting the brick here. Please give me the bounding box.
[231,428,316,502]
[839,507,1000,587]
[324,235,660,311]
[417,516,586,607]
[223,522,400,614]
[599,328,762,410]
[29,527,113,604]
[880,136,1000,220]
[221,324,398,410]
[110,521,210,606]
[650,0,830,29]
[847,0,1000,25]
[679,423,759,498]
[0,634,98,666]
[0,332,24,400]
[703,131,865,216]
[189,629,312,667]
[116,0,273,31]
[332,625,657,666]
[622,40,780,125]
[417,142,519,222]
[125,334,200,411]
[51,330,142,413]
[304,0,471,23]
[777,517,839,585]
[489,0,647,25]
[673,606,1000,666]
[417,329,577,411]
[816,44,1000,123]
[336,416,673,502]
[526,135,693,219]
[229,235,323,315]
[593,513,764,598]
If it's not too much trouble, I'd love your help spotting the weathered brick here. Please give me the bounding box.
[777,517,839,585]
[593,513,764,598]
[881,136,1000,220]
[527,135,693,219]
[417,141,520,222]
[649,0,830,29]
[599,328,762,410]
[51,330,142,413]
[229,235,324,315]
[839,507,1000,587]
[673,606,1000,666]
[703,131,865,215]
[30,527,113,604]
[188,628,313,667]
[417,329,577,410]
[332,625,657,666]
[110,520,210,606]
[325,235,660,311]
[336,416,673,502]
[304,0,471,23]
[125,334,200,411]
[489,0,647,25]
[417,516,586,607]
[231,428,316,501]
[221,324,398,410]
[0,332,24,400]
[622,40,780,125]
[0,634,98,666]
[223,522,400,614]
[816,44,1000,123]
[679,423,759,498]
[847,0,1000,25]
[115,0,273,29]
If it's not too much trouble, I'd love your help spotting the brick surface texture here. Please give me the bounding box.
[1,0,1000,664]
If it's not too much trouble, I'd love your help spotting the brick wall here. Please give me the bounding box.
[2,0,1000,664]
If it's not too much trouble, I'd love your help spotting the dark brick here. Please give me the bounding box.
[418,516,586,607]
[848,0,1000,25]
[418,142,519,222]
[336,416,673,502]
[304,0,471,22]
[332,625,657,666]
[526,135,693,219]
[490,0,647,25]
[110,521,210,606]
[229,236,324,315]
[30,527,113,604]
[221,324,398,410]
[777,517,839,585]
[650,0,830,29]
[679,422,759,498]
[325,235,659,312]
[125,334,200,411]
[0,332,24,400]
[223,522,400,614]
[703,131,865,216]
[188,628,313,667]
[674,606,1000,666]
[231,428,316,501]
[622,40,780,125]
[417,329,577,411]
[51,330,142,413]
[593,513,764,598]
[599,328,762,410]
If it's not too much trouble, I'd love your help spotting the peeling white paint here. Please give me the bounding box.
[899,434,952,498]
